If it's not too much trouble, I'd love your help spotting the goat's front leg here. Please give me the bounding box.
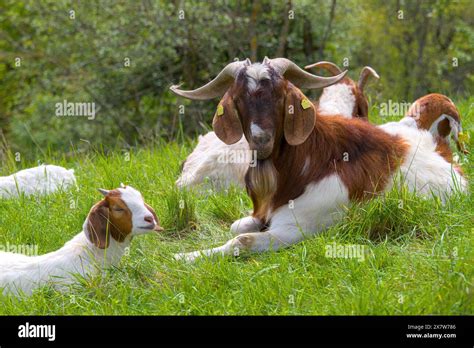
[174,224,305,262]
[230,215,263,235]
[175,175,349,262]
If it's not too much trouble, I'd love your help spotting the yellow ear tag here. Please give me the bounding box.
[301,98,311,110]
[216,104,224,116]
[458,132,469,144]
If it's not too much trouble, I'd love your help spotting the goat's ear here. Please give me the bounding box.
[212,92,243,145]
[284,85,316,146]
[85,200,110,249]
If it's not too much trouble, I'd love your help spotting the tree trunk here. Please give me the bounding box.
[276,0,292,57]
[249,0,261,62]
[414,3,430,97]
[318,0,337,59]
[303,16,314,62]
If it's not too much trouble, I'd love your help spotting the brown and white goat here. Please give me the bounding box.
[176,61,379,189]
[171,57,467,262]
[306,67,468,155]
[305,61,379,119]
[0,185,164,296]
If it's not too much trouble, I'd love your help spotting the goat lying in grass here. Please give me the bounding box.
[171,57,467,262]
[0,164,76,199]
[175,61,380,190]
[306,66,469,155]
[0,185,163,296]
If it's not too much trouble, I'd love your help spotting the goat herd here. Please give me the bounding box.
[0,57,469,296]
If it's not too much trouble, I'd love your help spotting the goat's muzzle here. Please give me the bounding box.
[250,134,274,160]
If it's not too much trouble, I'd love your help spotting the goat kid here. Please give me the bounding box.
[176,61,379,189]
[171,57,467,262]
[0,185,163,296]
[0,164,76,199]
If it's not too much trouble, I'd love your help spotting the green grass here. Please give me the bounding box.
[0,99,472,315]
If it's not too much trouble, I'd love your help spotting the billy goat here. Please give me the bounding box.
[176,61,379,189]
[171,57,467,262]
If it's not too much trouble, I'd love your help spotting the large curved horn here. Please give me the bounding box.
[358,66,380,91]
[170,59,251,100]
[263,57,347,89]
[304,61,343,76]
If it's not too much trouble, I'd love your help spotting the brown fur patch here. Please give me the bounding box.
[437,118,451,138]
[283,84,316,145]
[407,93,460,136]
[354,85,369,120]
[247,113,409,225]
[85,191,133,249]
[213,92,244,145]
[435,136,464,176]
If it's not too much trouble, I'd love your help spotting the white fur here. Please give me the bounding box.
[379,122,467,197]
[318,84,355,118]
[176,132,251,189]
[250,123,265,137]
[175,174,350,262]
[246,63,270,91]
[0,186,156,296]
[301,156,311,176]
[397,116,418,128]
[230,216,263,235]
[117,186,158,234]
[0,233,128,296]
[427,114,460,142]
[0,165,76,199]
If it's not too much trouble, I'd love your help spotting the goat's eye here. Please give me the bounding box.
[112,207,124,212]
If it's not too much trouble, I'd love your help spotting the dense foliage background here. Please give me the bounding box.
[0,0,472,159]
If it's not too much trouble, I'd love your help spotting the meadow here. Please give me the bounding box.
[0,99,472,315]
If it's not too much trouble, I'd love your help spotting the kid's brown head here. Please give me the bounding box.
[84,185,164,249]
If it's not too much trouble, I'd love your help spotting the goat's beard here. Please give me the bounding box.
[246,159,278,219]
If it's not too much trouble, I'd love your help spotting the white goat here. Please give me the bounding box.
[0,185,163,296]
[0,164,76,199]
[176,132,251,189]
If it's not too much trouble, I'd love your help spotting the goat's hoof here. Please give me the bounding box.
[174,252,200,263]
